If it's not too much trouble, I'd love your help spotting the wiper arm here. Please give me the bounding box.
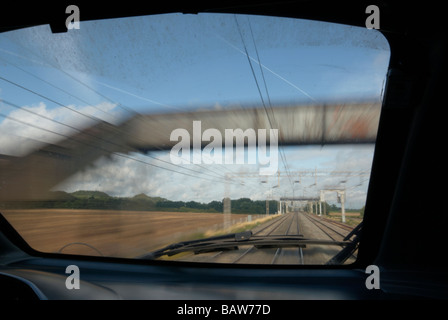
[141,231,351,260]
[141,231,252,259]
[326,221,363,265]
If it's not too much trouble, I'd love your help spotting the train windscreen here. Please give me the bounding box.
[0,12,390,264]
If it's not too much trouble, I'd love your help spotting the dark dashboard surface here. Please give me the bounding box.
[1,253,444,300]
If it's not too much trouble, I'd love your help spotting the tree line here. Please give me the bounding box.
[0,191,279,215]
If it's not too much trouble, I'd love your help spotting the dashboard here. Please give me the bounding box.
[0,253,440,300]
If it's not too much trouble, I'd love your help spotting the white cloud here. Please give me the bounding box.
[0,101,119,156]
[0,101,374,207]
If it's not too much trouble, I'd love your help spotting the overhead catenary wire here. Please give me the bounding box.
[0,37,247,180]
[0,53,242,182]
[0,109,244,186]
[1,99,231,181]
[0,40,242,180]
[234,15,294,190]
[0,20,346,199]
[246,17,294,189]
[0,55,121,123]
[0,92,242,186]
[0,24,282,185]
[3,54,245,178]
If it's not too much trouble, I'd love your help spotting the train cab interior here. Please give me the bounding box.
[0,0,447,303]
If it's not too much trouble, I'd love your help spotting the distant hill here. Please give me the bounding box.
[48,191,76,200]
[70,190,111,199]
[132,193,165,203]
[132,193,150,200]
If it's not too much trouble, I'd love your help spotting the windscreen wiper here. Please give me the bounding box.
[140,231,351,260]
[326,222,362,265]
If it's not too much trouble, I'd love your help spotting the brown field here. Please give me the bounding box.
[2,209,256,258]
[328,212,360,217]
[327,211,362,226]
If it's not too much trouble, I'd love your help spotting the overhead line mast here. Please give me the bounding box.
[224,170,370,222]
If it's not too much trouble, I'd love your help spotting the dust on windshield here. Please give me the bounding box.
[0,12,389,264]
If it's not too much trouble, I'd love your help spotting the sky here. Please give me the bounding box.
[0,12,390,208]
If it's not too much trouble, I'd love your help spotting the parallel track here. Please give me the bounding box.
[300,212,358,262]
[175,212,356,264]
[301,213,353,241]
[232,212,303,264]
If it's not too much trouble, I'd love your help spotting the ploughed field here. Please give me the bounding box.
[2,209,253,258]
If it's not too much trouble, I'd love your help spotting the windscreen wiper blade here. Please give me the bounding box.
[140,231,351,260]
[140,231,252,259]
[326,222,363,265]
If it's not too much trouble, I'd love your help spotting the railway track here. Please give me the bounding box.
[269,212,304,265]
[231,212,304,265]
[299,212,358,263]
[177,212,329,265]
[171,211,359,265]
[300,213,353,242]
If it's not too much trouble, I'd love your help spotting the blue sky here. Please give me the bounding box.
[0,12,390,208]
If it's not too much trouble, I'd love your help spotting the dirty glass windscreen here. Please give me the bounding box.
[0,12,389,264]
